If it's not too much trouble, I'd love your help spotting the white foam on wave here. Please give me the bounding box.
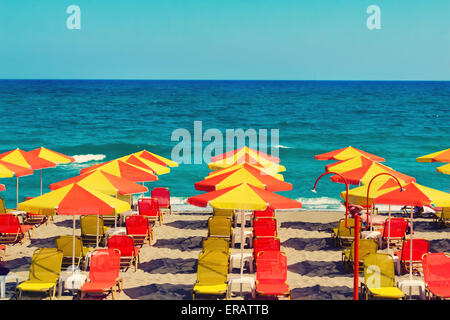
[72,154,106,163]
[296,197,344,211]
[273,145,292,149]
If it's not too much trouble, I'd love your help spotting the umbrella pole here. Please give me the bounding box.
[16,176,19,209]
[96,214,99,248]
[115,193,118,229]
[72,216,76,274]
[240,209,244,295]
[40,169,43,196]
[410,206,413,282]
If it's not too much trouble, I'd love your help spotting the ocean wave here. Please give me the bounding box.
[296,197,344,211]
[273,144,293,149]
[72,154,106,163]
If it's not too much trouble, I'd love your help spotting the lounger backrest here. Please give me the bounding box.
[253,218,277,236]
[108,235,135,257]
[382,218,408,238]
[349,239,378,260]
[443,207,450,219]
[212,208,234,218]
[254,207,275,218]
[196,251,228,283]
[89,249,121,282]
[126,215,149,235]
[422,253,450,284]
[256,251,287,282]
[202,237,229,252]
[29,248,63,283]
[0,197,6,214]
[208,217,232,237]
[80,215,105,235]
[55,235,84,257]
[400,239,429,262]
[338,218,356,237]
[363,253,395,289]
[0,214,21,234]
[151,188,170,207]
[138,198,159,217]
[253,237,280,257]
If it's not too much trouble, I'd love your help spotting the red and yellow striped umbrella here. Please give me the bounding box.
[117,154,170,175]
[210,146,281,163]
[194,165,292,192]
[208,152,286,172]
[187,183,301,211]
[326,156,415,185]
[416,148,450,163]
[49,170,148,196]
[134,150,179,167]
[437,163,450,175]
[315,146,385,162]
[206,163,284,181]
[80,159,158,183]
[28,147,75,164]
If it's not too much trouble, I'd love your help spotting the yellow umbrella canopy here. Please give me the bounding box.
[437,163,450,175]
[210,146,281,163]
[315,146,386,162]
[416,148,450,163]
[134,150,179,167]
[18,183,131,216]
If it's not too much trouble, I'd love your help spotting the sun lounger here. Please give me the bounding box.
[202,237,230,253]
[255,251,291,299]
[331,218,359,247]
[207,216,233,238]
[192,250,229,300]
[422,252,450,300]
[0,214,32,244]
[253,207,275,219]
[107,235,140,272]
[0,196,15,214]
[125,215,153,247]
[394,238,429,274]
[342,238,378,273]
[379,218,408,249]
[15,248,64,300]
[253,237,280,261]
[360,253,405,300]
[79,248,123,300]
[433,207,450,227]
[212,208,235,219]
[253,217,277,238]
[55,235,92,269]
[80,215,109,246]
[151,187,172,215]
[138,197,163,225]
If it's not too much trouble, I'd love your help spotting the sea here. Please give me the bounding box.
[0,80,448,211]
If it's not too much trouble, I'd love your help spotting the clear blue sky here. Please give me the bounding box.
[0,0,449,80]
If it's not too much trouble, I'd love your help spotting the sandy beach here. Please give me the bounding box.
[1,208,448,300]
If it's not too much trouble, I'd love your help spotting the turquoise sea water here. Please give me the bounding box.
[0,80,448,210]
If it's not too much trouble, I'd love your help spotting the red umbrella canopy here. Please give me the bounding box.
[374,183,432,207]
[194,165,293,192]
[0,184,5,191]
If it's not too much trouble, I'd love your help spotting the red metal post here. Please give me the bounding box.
[353,214,360,300]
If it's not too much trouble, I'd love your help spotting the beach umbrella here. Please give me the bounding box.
[206,163,285,181]
[187,183,301,293]
[0,148,55,207]
[49,170,147,196]
[28,147,76,195]
[208,152,286,172]
[0,184,5,192]
[80,159,158,183]
[315,146,385,162]
[18,183,130,273]
[194,165,293,192]
[134,150,179,167]
[416,148,450,163]
[327,156,416,186]
[437,163,450,175]
[49,170,147,228]
[210,146,281,163]
[116,155,170,176]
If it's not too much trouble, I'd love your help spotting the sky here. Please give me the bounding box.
[0,0,449,80]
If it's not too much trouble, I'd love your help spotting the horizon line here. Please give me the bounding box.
[1,78,449,82]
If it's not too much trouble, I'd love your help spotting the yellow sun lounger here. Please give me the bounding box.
[360,253,405,300]
[55,235,92,269]
[15,248,64,300]
[207,216,233,238]
[342,238,378,273]
[202,237,230,254]
[331,218,359,247]
[192,250,229,300]
[80,215,110,246]
[212,208,235,219]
